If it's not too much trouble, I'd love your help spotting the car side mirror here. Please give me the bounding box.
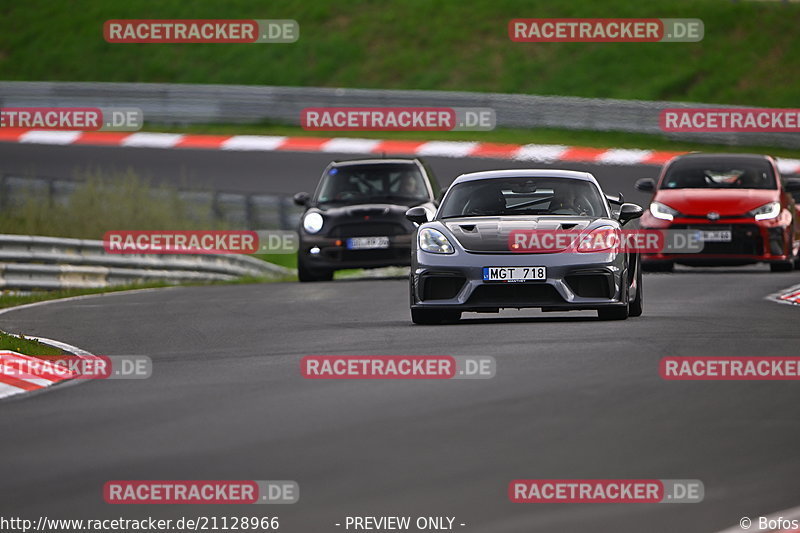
[618,203,644,224]
[293,192,310,206]
[405,206,429,224]
[784,178,800,193]
[634,178,656,192]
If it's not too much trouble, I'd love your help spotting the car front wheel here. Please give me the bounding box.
[770,260,794,273]
[297,256,334,282]
[628,262,643,317]
[598,305,629,321]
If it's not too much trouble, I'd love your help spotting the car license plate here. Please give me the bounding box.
[483,266,546,282]
[346,236,390,250]
[699,230,732,242]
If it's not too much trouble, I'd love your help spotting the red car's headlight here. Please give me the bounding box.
[649,202,682,221]
[749,201,780,221]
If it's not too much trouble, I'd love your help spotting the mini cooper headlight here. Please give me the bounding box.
[303,212,324,233]
[650,202,681,221]
[749,201,780,221]
[419,228,454,254]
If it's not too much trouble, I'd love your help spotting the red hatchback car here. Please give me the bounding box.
[636,153,800,272]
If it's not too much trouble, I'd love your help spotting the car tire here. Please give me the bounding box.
[770,261,793,273]
[628,263,643,318]
[411,309,461,325]
[598,305,629,321]
[642,261,673,273]
[297,256,334,282]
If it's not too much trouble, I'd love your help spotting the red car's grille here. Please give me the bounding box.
[672,224,763,255]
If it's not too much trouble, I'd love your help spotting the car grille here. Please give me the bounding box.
[420,274,466,301]
[467,283,563,306]
[672,224,763,255]
[565,273,612,299]
[330,223,407,238]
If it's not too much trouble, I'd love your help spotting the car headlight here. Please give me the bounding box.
[749,201,780,221]
[303,212,324,233]
[650,202,681,221]
[419,228,454,254]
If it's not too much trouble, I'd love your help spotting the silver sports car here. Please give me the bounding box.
[406,169,645,324]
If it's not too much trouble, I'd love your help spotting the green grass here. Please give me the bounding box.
[254,253,297,270]
[2,0,800,107]
[0,331,65,356]
[154,122,800,159]
[0,171,224,239]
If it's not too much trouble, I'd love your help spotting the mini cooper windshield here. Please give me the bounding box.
[316,163,429,205]
[439,177,608,218]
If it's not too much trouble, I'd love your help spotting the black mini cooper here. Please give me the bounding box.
[293,158,442,282]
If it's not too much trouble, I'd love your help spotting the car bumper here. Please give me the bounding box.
[640,213,794,265]
[411,249,630,312]
[300,234,412,270]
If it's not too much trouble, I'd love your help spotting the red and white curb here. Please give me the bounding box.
[0,333,95,401]
[0,287,177,400]
[0,350,76,399]
[0,341,97,400]
[3,127,800,172]
[767,284,800,306]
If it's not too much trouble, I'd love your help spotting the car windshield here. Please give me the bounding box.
[315,163,429,205]
[661,160,776,190]
[438,177,608,218]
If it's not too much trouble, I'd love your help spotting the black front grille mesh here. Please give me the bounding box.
[421,276,466,301]
[467,283,563,306]
[330,223,407,237]
[671,224,763,255]
[565,274,612,298]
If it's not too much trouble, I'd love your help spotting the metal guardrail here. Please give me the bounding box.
[0,174,303,231]
[1,81,799,148]
[0,234,291,290]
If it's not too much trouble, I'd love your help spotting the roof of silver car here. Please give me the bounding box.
[451,169,599,186]
[331,158,421,167]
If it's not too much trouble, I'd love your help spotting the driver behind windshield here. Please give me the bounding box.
[550,183,595,216]
[440,177,605,218]
[397,172,423,197]
[317,164,427,204]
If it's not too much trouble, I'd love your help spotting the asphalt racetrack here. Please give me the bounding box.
[1,143,799,533]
